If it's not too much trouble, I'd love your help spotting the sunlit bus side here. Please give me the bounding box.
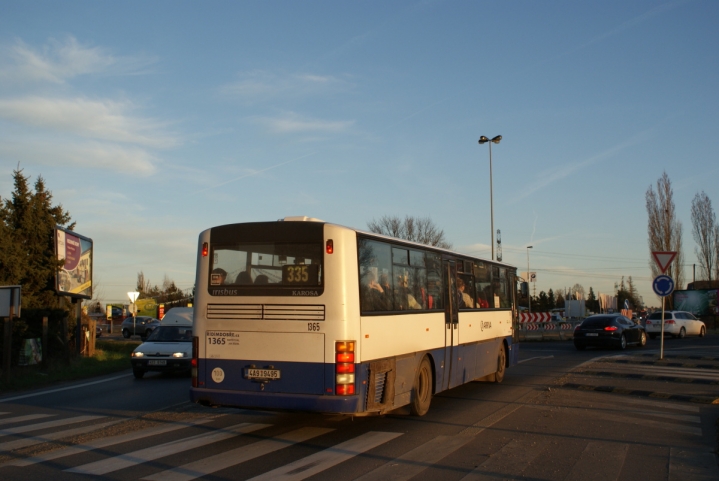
[190,217,519,416]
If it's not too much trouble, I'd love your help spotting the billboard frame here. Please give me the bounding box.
[54,225,94,300]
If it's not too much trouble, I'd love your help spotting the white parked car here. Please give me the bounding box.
[645,311,706,339]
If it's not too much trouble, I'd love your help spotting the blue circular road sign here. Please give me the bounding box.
[652,275,674,297]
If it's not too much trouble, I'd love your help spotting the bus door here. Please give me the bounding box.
[441,258,459,391]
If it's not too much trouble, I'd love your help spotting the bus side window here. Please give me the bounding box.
[474,262,491,308]
[425,252,444,311]
[358,239,393,312]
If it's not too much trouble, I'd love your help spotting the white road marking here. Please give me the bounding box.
[143,426,333,481]
[0,415,104,437]
[518,355,554,364]
[7,416,217,467]
[247,431,402,481]
[0,373,131,403]
[66,422,271,475]
[0,418,121,452]
[0,414,53,427]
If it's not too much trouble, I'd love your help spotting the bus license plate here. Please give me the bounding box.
[148,360,167,366]
[245,368,281,380]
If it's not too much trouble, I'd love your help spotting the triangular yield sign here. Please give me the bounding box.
[652,251,677,274]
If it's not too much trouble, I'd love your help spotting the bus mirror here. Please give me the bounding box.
[520,282,528,296]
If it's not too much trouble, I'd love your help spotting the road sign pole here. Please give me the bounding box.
[660,297,665,360]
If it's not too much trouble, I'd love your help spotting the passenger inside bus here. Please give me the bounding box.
[211,268,227,285]
[361,270,389,311]
[235,271,252,284]
[396,275,422,310]
[456,277,474,309]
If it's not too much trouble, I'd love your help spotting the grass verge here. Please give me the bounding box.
[0,340,141,394]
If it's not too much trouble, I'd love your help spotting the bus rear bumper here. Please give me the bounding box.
[190,387,363,414]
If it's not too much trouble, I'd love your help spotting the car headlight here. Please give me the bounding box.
[131,351,144,358]
[172,352,187,358]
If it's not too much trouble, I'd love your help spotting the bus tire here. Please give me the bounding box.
[410,356,433,416]
[495,344,506,383]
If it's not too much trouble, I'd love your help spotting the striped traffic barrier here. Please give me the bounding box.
[519,312,551,323]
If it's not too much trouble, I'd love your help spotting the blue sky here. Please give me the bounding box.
[1,0,717,307]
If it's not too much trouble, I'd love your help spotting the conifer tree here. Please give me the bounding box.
[0,169,74,308]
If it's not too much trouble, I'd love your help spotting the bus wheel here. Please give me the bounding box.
[495,344,506,383]
[410,357,433,416]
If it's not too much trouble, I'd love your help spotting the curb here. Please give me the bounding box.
[558,382,719,405]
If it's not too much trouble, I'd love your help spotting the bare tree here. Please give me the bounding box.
[646,172,684,306]
[570,283,585,300]
[690,191,717,281]
[367,215,452,249]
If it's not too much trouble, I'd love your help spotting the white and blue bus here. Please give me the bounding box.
[190,217,519,416]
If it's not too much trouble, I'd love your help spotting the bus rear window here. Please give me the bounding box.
[211,243,323,288]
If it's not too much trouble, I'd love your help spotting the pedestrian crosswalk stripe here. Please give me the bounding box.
[0,418,122,452]
[66,422,272,475]
[8,416,218,467]
[355,434,475,481]
[611,394,700,413]
[247,431,403,481]
[460,438,546,480]
[0,415,104,437]
[0,414,54,427]
[143,426,334,481]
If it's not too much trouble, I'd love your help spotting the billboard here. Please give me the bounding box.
[673,289,719,316]
[136,298,158,317]
[55,226,93,299]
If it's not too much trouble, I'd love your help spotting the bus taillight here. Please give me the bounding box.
[335,341,355,395]
[202,242,208,257]
[192,336,199,388]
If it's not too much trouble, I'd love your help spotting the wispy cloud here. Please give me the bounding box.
[511,129,654,204]
[0,96,179,148]
[256,111,354,134]
[555,1,689,60]
[193,151,317,194]
[0,36,157,84]
[0,140,158,175]
[221,70,350,100]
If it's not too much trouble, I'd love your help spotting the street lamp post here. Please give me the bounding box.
[478,135,502,260]
[527,246,533,315]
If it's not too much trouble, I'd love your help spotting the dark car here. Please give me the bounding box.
[573,314,647,350]
[120,316,160,340]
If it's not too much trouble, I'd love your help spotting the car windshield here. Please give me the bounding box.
[145,326,192,342]
[647,312,669,320]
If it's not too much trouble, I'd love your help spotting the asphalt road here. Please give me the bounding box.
[0,336,717,480]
